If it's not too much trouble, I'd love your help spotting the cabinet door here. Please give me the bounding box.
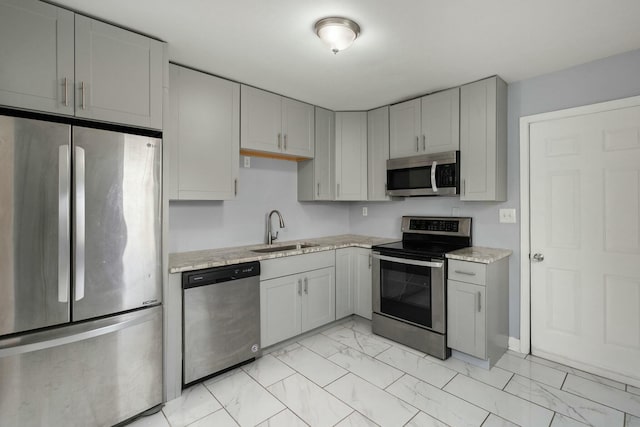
[367,106,391,201]
[170,65,239,200]
[260,275,302,347]
[0,0,74,115]
[354,249,373,320]
[447,280,486,359]
[282,98,314,158]
[240,85,282,154]
[422,87,460,153]
[315,107,335,200]
[74,16,163,129]
[389,98,421,159]
[335,112,367,201]
[335,248,354,319]
[301,267,335,332]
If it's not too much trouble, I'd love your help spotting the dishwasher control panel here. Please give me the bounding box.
[182,261,261,288]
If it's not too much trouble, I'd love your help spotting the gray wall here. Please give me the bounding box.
[169,48,640,340]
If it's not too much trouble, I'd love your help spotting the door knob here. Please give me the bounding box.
[531,253,544,262]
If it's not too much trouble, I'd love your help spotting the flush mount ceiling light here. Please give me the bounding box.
[314,17,361,54]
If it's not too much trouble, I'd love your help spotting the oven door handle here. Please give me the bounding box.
[373,253,444,269]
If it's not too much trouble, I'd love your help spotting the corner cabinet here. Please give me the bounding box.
[367,106,391,201]
[240,85,314,159]
[447,257,508,367]
[167,64,239,200]
[460,76,507,201]
[335,112,367,201]
[335,248,373,320]
[389,87,459,159]
[298,107,335,201]
[0,0,164,129]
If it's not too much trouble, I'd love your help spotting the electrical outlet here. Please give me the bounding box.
[244,156,250,168]
[499,208,517,224]
[362,207,368,217]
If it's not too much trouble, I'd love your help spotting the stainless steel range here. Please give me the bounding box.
[371,216,472,359]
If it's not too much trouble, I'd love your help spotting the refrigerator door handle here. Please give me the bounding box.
[74,146,86,301]
[58,145,70,303]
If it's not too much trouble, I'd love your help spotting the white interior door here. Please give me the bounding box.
[530,104,640,386]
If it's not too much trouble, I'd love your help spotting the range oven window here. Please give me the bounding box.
[380,260,432,328]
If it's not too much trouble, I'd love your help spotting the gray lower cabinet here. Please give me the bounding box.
[367,106,391,201]
[335,111,367,200]
[447,258,508,367]
[335,247,373,320]
[0,0,164,129]
[167,64,239,200]
[298,107,335,201]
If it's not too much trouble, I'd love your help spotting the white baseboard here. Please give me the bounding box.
[508,337,522,354]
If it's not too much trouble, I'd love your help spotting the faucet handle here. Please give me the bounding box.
[272,230,279,242]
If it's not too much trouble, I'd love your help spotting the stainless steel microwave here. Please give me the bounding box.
[386,151,460,197]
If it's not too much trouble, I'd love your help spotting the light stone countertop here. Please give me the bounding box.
[169,234,398,273]
[446,246,513,264]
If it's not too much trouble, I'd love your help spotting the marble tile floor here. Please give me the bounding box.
[129,317,640,427]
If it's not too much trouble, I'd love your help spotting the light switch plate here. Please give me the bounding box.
[362,207,368,217]
[499,208,517,223]
[244,156,250,168]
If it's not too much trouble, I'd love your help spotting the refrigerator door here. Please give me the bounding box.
[0,305,162,426]
[0,115,71,336]
[72,127,161,321]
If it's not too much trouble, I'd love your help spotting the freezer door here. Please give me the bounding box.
[0,306,162,426]
[72,127,161,320]
[0,115,71,336]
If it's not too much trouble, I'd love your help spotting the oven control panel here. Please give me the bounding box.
[409,219,458,232]
[401,216,472,237]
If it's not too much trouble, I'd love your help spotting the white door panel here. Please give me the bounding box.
[530,105,640,384]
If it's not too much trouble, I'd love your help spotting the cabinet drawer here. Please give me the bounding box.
[448,260,485,285]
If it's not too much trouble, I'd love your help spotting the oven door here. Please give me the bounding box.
[372,252,445,334]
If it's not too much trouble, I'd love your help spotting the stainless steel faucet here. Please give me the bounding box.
[266,210,285,245]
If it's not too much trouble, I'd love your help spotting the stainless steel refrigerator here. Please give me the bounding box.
[0,114,163,426]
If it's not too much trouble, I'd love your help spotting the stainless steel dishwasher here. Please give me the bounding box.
[182,261,261,386]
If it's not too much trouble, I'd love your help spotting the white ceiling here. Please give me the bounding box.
[51,0,640,110]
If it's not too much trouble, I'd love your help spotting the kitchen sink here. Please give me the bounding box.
[251,243,318,253]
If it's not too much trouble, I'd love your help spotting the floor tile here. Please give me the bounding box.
[255,409,308,427]
[627,414,640,427]
[444,374,554,427]
[326,373,418,427]
[273,343,347,386]
[162,384,222,427]
[505,374,624,426]
[629,385,640,396]
[323,317,373,336]
[242,354,295,387]
[204,370,284,426]
[187,409,239,427]
[505,350,528,359]
[496,352,566,388]
[562,374,640,417]
[268,373,352,427]
[297,333,348,358]
[328,347,404,389]
[334,411,379,427]
[482,414,519,427]
[375,346,457,388]
[386,374,488,426]
[550,413,588,427]
[324,327,391,357]
[527,355,626,390]
[127,411,170,427]
[427,355,514,389]
[405,411,449,427]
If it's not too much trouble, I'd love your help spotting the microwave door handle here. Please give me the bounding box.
[373,253,444,269]
[431,160,438,192]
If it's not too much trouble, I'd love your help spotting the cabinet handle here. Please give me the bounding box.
[298,279,302,296]
[317,182,320,197]
[277,133,282,149]
[81,81,86,110]
[461,179,465,196]
[63,78,69,106]
[304,277,308,294]
[368,254,372,268]
[477,291,482,312]
[284,134,287,151]
[416,136,419,152]
[454,270,476,276]
[422,135,426,151]
[234,179,238,196]
[337,183,340,197]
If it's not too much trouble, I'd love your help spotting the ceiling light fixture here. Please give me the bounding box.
[314,17,361,54]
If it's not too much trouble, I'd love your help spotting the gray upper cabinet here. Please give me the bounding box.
[459,76,507,201]
[335,112,367,201]
[389,88,460,159]
[298,107,335,201]
[0,0,164,129]
[167,64,239,201]
[0,0,74,115]
[75,16,164,129]
[367,106,391,201]
[241,85,314,159]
